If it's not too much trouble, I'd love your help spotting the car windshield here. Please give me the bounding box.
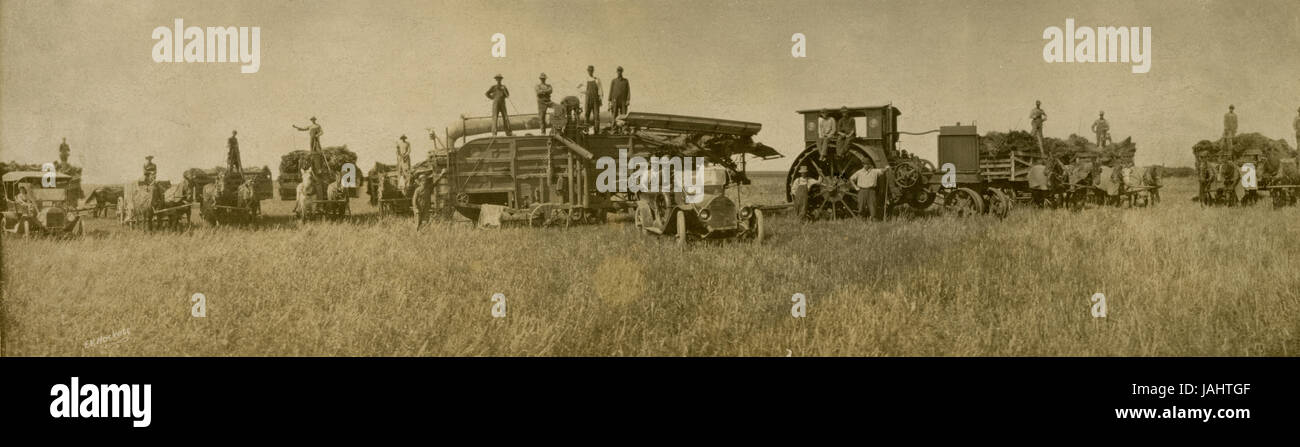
[30,188,67,201]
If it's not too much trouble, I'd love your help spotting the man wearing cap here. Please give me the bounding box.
[397,134,412,191]
[143,156,157,183]
[1091,111,1111,149]
[536,73,553,135]
[228,130,243,175]
[293,117,324,153]
[486,74,512,136]
[817,109,835,160]
[608,66,630,117]
[1223,105,1238,151]
[790,165,819,221]
[849,162,885,220]
[834,107,856,158]
[578,65,603,131]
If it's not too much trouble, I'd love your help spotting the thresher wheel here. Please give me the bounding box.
[787,141,877,220]
[944,188,984,217]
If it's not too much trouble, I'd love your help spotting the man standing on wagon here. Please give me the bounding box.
[579,65,603,132]
[1091,111,1111,149]
[608,66,630,118]
[536,73,553,135]
[396,134,412,191]
[1223,105,1238,152]
[227,130,243,175]
[1030,100,1047,155]
[143,156,157,183]
[293,116,324,154]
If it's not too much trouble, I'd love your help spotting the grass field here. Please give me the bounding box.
[2,174,1297,356]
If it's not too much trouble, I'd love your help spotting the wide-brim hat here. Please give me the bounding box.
[146,156,154,160]
[539,73,547,79]
[494,74,503,80]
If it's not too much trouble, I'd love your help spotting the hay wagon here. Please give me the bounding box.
[119,179,194,230]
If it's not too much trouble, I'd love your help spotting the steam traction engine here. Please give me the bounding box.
[784,105,937,220]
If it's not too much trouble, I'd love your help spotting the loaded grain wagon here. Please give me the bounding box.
[278,146,359,200]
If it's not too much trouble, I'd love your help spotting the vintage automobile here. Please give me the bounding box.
[634,164,764,244]
[1,171,85,237]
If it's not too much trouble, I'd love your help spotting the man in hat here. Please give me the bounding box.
[1223,105,1238,151]
[11,184,35,216]
[396,134,412,191]
[817,109,835,160]
[536,73,553,135]
[1091,111,1111,149]
[834,107,856,158]
[412,171,439,230]
[143,156,157,183]
[58,137,71,164]
[227,130,243,175]
[485,74,512,136]
[1030,100,1047,154]
[790,165,820,221]
[579,65,603,131]
[608,66,630,117]
[293,117,324,153]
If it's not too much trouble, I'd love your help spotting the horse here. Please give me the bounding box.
[83,185,124,217]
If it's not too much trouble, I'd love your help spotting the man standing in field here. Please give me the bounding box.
[1030,100,1047,155]
[790,165,819,221]
[1223,105,1238,152]
[817,109,835,160]
[486,74,512,136]
[536,73,553,135]
[1091,111,1111,149]
[849,163,884,221]
[1028,162,1050,206]
[579,65,602,131]
[608,66,630,117]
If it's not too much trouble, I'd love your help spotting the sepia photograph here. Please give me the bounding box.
[1,0,1297,431]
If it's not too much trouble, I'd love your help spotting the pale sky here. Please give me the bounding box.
[3,0,1299,183]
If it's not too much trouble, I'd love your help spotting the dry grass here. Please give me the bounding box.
[2,175,1298,356]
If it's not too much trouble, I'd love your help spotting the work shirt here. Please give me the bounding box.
[59,142,70,156]
[849,168,883,189]
[791,176,820,189]
[609,77,630,103]
[1030,108,1046,126]
[485,84,510,104]
[536,83,553,103]
[837,116,855,135]
[1091,118,1109,133]
[818,117,836,138]
[1028,164,1049,190]
[397,140,410,159]
[581,76,602,103]
[1224,112,1238,133]
[298,123,323,139]
[144,162,157,175]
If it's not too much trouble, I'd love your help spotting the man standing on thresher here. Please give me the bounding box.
[579,65,603,131]
[817,109,835,160]
[227,130,243,175]
[293,117,324,153]
[790,165,819,221]
[835,106,855,158]
[1091,111,1111,149]
[1030,100,1047,154]
[58,137,71,164]
[608,66,630,118]
[486,74,512,136]
[143,156,157,183]
[1223,105,1238,152]
[536,73,553,135]
[397,134,412,191]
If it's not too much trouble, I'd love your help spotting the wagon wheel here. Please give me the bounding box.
[985,189,1012,219]
[943,188,984,217]
[751,209,765,245]
[894,161,920,189]
[909,188,937,210]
